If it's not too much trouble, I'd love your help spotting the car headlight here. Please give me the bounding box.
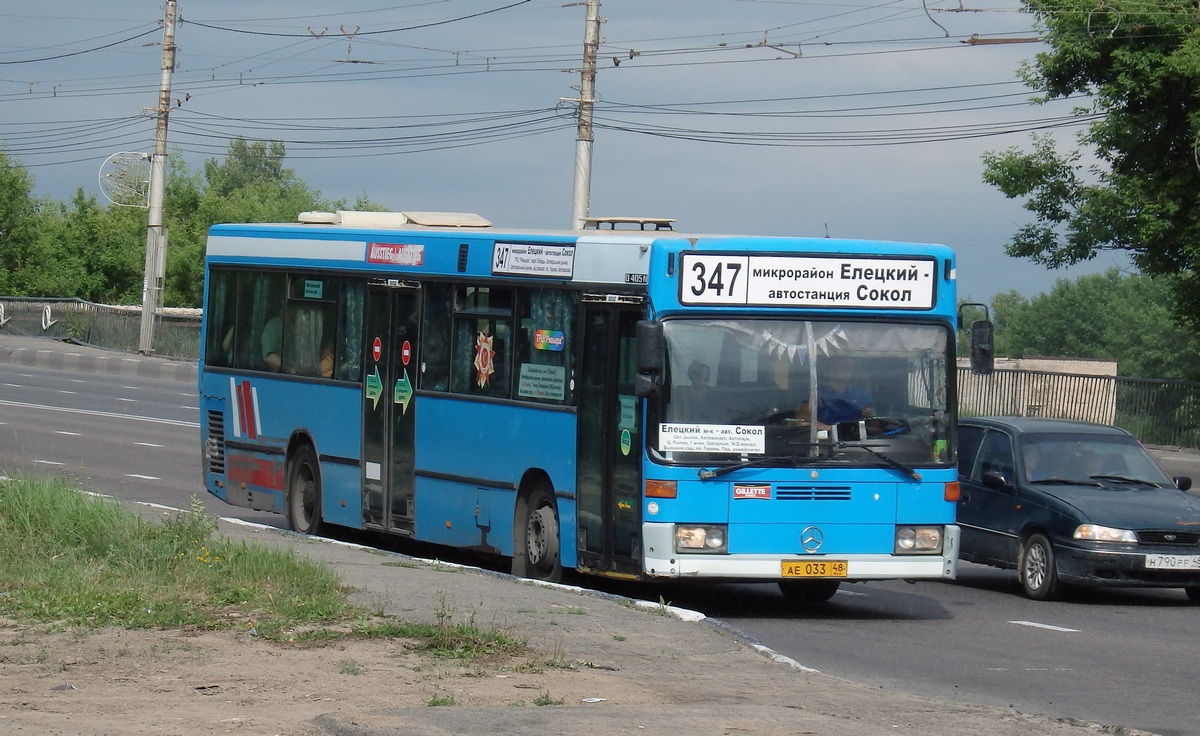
[675,524,727,554]
[895,525,943,554]
[1074,524,1137,543]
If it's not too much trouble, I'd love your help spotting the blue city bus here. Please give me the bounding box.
[199,210,981,600]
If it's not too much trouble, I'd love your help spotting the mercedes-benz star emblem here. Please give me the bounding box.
[801,526,824,553]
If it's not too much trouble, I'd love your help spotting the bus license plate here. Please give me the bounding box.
[1145,554,1200,570]
[782,560,848,578]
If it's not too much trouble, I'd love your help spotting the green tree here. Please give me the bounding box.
[165,139,328,307]
[0,151,38,295]
[988,270,1200,380]
[18,190,145,303]
[981,1,1200,328]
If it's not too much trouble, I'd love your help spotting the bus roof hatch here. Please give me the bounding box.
[297,210,492,228]
[581,216,675,231]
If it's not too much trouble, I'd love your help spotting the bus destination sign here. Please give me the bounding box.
[679,253,936,309]
[492,242,575,278]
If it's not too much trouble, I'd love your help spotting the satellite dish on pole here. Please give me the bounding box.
[99,152,151,208]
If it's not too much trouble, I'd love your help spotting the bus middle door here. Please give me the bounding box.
[361,281,420,536]
[577,301,644,576]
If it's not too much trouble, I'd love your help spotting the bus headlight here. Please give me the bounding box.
[895,526,943,554]
[675,524,727,554]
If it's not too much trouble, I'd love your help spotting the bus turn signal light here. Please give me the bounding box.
[645,479,677,498]
[944,481,960,502]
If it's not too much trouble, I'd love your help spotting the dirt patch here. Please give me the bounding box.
[0,619,659,735]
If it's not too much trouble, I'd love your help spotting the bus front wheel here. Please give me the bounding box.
[286,444,323,536]
[523,486,562,582]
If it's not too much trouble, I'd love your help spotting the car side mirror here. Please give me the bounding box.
[1175,476,1193,492]
[981,471,1011,490]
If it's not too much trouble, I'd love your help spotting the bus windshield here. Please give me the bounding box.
[655,318,952,467]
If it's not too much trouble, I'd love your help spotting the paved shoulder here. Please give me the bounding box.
[0,335,196,382]
[216,519,1151,736]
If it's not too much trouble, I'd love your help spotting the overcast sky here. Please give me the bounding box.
[2,0,1133,304]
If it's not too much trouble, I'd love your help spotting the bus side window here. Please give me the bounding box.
[204,269,237,368]
[514,289,575,404]
[450,286,513,398]
[337,280,364,382]
[233,272,285,372]
[283,303,334,377]
[421,283,453,391]
[452,316,510,397]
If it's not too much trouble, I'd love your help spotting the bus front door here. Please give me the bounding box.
[577,304,643,577]
[361,283,420,536]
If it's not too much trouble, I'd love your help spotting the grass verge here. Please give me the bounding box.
[0,475,526,661]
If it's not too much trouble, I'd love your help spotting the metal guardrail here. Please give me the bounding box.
[0,297,200,360]
[958,367,1200,449]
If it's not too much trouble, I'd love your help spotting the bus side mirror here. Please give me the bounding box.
[635,320,664,398]
[969,320,994,376]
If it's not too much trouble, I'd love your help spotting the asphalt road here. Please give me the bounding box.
[2,357,1198,736]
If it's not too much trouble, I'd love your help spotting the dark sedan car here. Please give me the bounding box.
[956,417,1200,601]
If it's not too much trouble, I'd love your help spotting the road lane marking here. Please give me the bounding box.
[0,398,199,428]
[54,431,81,436]
[1008,620,1080,632]
[125,474,161,481]
[34,460,65,466]
[134,442,165,448]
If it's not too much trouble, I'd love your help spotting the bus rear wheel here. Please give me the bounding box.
[523,486,562,582]
[287,444,323,536]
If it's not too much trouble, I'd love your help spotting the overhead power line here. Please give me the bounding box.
[0,27,160,65]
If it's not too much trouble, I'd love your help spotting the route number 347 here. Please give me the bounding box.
[682,254,749,304]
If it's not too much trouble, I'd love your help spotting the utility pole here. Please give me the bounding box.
[138,0,177,355]
[569,0,600,230]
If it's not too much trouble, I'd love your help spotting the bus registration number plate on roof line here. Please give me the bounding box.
[782,560,848,578]
[1144,554,1200,570]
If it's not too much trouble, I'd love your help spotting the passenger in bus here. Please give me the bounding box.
[320,341,335,378]
[797,357,873,428]
[262,315,283,371]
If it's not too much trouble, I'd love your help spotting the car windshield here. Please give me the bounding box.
[650,318,952,468]
[1020,433,1175,486]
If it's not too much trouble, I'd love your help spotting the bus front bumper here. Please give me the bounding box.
[642,522,960,581]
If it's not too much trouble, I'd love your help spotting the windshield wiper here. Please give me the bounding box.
[1089,474,1159,487]
[1030,477,1102,487]
[836,442,922,481]
[698,454,820,480]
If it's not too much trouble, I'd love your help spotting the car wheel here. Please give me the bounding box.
[778,579,840,604]
[1019,533,1060,601]
[1185,586,1200,604]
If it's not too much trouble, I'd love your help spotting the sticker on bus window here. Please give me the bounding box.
[533,329,565,351]
[517,363,565,400]
[303,280,324,299]
[474,332,495,387]
[658,424,765,454]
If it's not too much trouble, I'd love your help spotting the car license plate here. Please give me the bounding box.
[782,560,848,578]
[1144,554,1200,570]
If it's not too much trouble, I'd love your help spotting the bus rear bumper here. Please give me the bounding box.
[642,523,959,581]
